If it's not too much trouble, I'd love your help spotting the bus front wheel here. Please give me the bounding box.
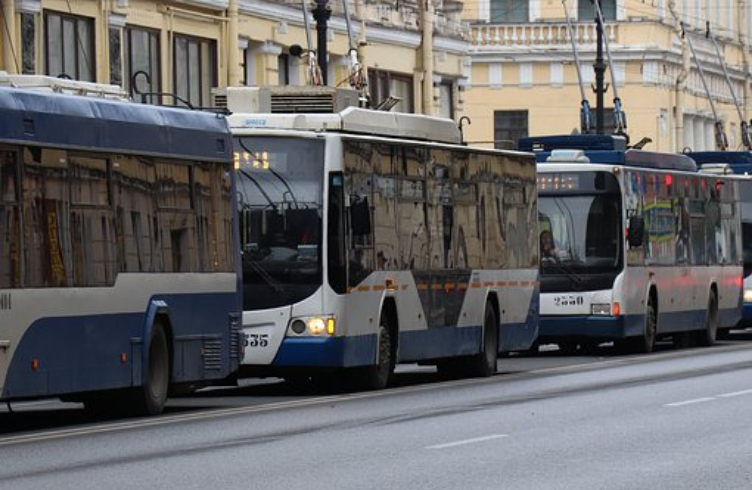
[351,317,394,391]
[618,296,657,354]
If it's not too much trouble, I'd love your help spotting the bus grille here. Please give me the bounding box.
[229,313,242,364]
[270,93,336,113]
[202,339,223,371]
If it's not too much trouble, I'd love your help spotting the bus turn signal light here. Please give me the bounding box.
[612,302,621,317]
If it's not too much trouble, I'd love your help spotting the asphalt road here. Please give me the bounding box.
[2,337,752,490]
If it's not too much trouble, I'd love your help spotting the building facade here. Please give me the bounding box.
[462,0,752,152]
[0,0,469,116]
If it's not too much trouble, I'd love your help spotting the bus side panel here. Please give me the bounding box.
[3,313,141,399]
[2,291,236,400]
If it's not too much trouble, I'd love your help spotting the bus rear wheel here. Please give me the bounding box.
[440,302,498,378]
[129,324,170,415]
[696,291,718,347]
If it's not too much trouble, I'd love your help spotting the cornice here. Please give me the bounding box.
[238,0,467,53]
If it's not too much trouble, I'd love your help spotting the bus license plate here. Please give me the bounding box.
[553,295,584,307]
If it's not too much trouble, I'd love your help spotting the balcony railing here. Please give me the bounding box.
[471,22,618,50]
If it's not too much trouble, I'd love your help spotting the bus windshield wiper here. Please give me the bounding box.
[244,255,284,293]
[543,259,583,287]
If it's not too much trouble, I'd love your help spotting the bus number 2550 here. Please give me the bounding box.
[244,333,270,348]
[553,295,584,307]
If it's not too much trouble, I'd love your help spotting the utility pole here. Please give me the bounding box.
[593,0,606,134]
[312,0,331,85]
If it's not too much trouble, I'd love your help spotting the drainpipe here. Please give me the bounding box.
[421,0,434,115]
[668,0,688,151]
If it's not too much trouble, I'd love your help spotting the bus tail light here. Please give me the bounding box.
[612,302,621,317]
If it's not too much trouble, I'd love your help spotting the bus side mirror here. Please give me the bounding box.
[628,216,644,248]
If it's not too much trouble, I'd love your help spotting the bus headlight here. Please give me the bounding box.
[305,317,336,336]
[591,304,611,316]
[744,289,752,303]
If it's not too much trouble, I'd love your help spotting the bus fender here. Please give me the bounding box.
[140,299,170,387]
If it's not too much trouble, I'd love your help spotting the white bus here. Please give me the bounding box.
[225,87,539,389]
[690,151,752,330]
[519,135,742,353]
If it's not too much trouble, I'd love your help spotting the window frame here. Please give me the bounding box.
[43,10,95,81]
[123,25,162,104]
[172,33,218,109]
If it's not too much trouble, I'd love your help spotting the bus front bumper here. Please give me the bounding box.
[539,315,628,342]
[739,303,752,328]
[271,334,377,368]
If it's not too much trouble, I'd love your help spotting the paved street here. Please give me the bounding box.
[2,336,752,489]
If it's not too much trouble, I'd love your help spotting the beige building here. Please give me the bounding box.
[462,0,752,152]
[0,0,469,116]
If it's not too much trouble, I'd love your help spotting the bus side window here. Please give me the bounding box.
[327,172,347,294]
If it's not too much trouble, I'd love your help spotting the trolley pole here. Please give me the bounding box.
[593,0,606,134]
[313,0,332,85]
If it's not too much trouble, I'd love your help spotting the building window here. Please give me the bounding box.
[578,0,616,21]
[494,110,528,150]
[44,11,94,81]
[173,34,217,109]
[369,69,414,113]
[490,0,528,22]
[21,13,35,75]
[277,54,290,85]
[124,26,160,104]
[109,28,122,87]
[438,81,454,119]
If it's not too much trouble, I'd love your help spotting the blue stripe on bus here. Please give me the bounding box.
[398,326,482,362]
[274,290,541,367]
[272,335,377,368]
[740,303,752,327]
[2,292,236,400]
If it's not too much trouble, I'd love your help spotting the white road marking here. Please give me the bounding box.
[717,389,752,398]
[664,397,716,408]
[426,434,509,450]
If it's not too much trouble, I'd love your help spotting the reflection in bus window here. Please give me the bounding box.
[235,136,324,311]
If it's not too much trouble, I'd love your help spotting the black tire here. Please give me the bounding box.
[463,303,499,377]
[130,324,170,415]
[83,325,169,417]
[621,296,657,354]
[696,292,719,347]
[351,317,394,391]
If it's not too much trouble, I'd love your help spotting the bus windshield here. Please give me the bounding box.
[538,193,622,275]
[235,136,324,310]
